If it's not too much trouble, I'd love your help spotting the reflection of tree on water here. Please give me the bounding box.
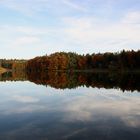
[27,71,140,92]
[0,70,140,92]
[0,71,27,81]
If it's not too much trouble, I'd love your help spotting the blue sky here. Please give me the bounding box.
[0,0,140,59]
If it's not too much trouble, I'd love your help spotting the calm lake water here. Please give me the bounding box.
[0,72,140,140]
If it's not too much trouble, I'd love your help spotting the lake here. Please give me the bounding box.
[0,71,140,140]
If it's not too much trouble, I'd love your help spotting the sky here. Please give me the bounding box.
[0,0,140,59]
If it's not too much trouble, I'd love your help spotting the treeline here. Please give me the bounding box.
[27,50,140,71]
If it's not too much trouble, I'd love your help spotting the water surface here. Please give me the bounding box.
[0,72,140,140]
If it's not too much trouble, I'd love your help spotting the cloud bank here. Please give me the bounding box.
[0,0,139,58]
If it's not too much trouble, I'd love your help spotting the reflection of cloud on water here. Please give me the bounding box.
[3,105,47,114]
[122,116,140,128]
[0,87,140,129]
[60,93,140,128]
[13,95,39,103]
[0,88,139,139]
[62,128,87,139]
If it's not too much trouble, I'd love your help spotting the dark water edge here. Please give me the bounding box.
[0,70,140,91]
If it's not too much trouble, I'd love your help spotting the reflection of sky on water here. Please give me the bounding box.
[0,81,140,140]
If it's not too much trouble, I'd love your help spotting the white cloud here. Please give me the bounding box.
[122,11,140,24]
[62,11,140,52]
[15,26,47,35]
[0,2,140,58]
[11,36,41,48]
[62,0,87,12]
[0,0,49,15]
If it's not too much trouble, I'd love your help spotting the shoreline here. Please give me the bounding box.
[0,67,8,74]
[28,69,140,73]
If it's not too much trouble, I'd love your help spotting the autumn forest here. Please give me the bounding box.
[27,50,140,72]
[0,50,139,91]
